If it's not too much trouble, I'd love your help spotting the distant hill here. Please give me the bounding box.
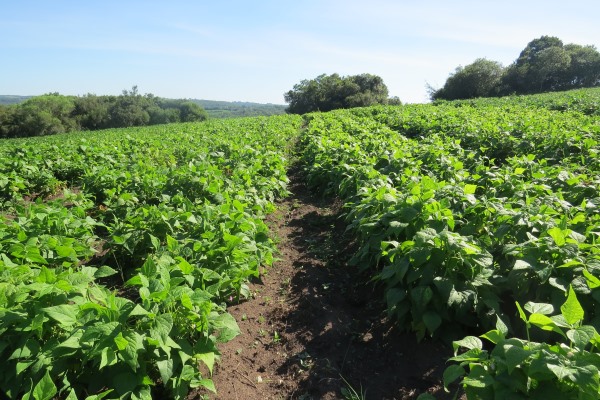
[0,95,287,118]
[190,99,286,118]
[0,95,32,105]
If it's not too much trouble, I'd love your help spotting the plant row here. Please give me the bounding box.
[299,96,600,398]
[0,115,302,399]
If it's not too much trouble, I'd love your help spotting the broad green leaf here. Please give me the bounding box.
[513,259,532,271]
[547,363,578,381]
[149,234,161,251]
[211,312,241,342]
[524,302,554,315]
[151,313,174,346]
[462,365,493,388]
[196,352,216,375]
[496,316,508,336]
[191,379,216,393]
[567,326,597,349]
[177,258,194,274]
[94,266,118,278]
[582,269,600,289]
[32,370,57,400]
[65,389,78,400]
[529,313,565,337]
[43,304,78,327]
[156,358,174,384]
[480,329,504,345]
[114,332,128,351]
[504,345,531,374]
[464,184,477,195]
[547,227,567,247]
[166,235,178,251]
[422,311,441,334]
[453,336,482,354]
[443,364,465,389]
[100,347,117,369]
[561,286,584,326]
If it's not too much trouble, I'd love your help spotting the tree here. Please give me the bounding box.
[563,44,600,88]
[499,36,600,94]
[284,73,390,114]
[430,58,504,100]
[178,101,208,122]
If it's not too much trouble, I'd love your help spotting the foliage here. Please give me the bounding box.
[284,73,390,114]
[298,87,600,398]
[0,115,303,399]
[445,288,600,399]
[0,88,208,138]
[430,58,504,100]
[433,36,600,100]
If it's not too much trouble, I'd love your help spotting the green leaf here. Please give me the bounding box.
[480,329,504,345]
[561,286,584,326]
[443,364,465,389]
[166,235,178,251]
[547,226,567,247]
[496,316,508,336]
[422,311,441,334]
[547,363,578,381]
[32,370,57,400]
[64,389,78,400]
[114,332,128,351]
[151,313,174,346]
[100,347,117,369]
[211,312,241,343]
[156,358,174,384]
[515,302,528,324]
[464,184,477,195]
[583,268,600,289]
[94,266,118,278]
[191,379,216,393]
[453,336,482,354]
[462,364,493,388]
[504,345,531,374]
[567,325,597,349]
[524,302,554,315]
[529,313,565,337]
[43,304,78,327]
[196,352,216,375]
[149,234,161,251]
[177,258,194,274]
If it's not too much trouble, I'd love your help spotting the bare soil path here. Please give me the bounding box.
[206,166,453,400]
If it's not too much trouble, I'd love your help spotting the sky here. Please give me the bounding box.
[1,0,599,104]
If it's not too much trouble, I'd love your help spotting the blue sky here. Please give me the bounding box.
[1,0,599,104]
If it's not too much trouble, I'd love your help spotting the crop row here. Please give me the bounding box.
[300,100,600,398]
[0,115,302,399]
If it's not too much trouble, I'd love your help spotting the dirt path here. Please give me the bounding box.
[208,166,453,399]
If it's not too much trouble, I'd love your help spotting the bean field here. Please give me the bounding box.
[2,88,600,399]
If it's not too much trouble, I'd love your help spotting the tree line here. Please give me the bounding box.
[430,36,600,101]
[0,86,208,139]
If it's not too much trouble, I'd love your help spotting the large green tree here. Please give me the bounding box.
[284,73,390,114]
[430,58,504,100]
[500,36,600,94]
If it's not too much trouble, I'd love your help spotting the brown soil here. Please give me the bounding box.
[203,167,454,400]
